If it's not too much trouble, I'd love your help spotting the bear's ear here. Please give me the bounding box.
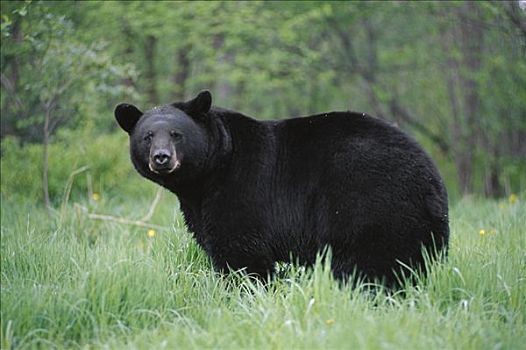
[186,90,212,117]
[115,103,143,133]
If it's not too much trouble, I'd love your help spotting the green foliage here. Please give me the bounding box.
[1,197,525,349]
[2,1,526,199]
[1,1,137,140]
[0,133,157,205]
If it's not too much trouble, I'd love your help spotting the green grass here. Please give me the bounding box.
[1,193,525,349]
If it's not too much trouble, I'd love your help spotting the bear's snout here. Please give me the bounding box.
[153,149,171,166]
[148,149,180,175]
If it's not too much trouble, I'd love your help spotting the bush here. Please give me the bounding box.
[0,132,156,205]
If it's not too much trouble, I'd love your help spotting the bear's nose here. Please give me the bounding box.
[153,150,171,165]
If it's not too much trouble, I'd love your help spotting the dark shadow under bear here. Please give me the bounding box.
[115,91,449,286]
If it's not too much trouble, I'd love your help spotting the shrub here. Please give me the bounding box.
[0,132,155,205]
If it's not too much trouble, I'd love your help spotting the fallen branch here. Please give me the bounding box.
[75,203,169,231]
[139,188,163,222]
[60,165,90,223]
[60,167,169,231]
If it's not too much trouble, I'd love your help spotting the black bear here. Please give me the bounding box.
[115,91,449,286]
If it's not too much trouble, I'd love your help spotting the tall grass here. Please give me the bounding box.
[1,194,525,349]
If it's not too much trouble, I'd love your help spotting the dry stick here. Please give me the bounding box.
[75,204,169,231]
[139,188,163,222]
[61,167,168,230]
[60,166,90,224]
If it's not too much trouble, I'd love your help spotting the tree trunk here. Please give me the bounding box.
[11,17,22,93]
[457,1,484,194]
[441,22,472,195]
[173,46,190,101]
[484,148,503,197]
[42,102,53,212]
[1,17,24,137]
[213,33,233,104]
[121,21,137,92]
[144,35,159,105]
[362,18,386,119]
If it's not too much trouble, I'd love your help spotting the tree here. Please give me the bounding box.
[1,2,136,209]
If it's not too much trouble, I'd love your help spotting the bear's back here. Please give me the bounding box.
[270,111,440,188]
[273,111,417,156]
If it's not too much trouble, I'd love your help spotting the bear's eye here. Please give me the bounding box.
[144,132,153,142]
[170,130,182,139]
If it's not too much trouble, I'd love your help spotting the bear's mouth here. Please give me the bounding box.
[149,159,181,175]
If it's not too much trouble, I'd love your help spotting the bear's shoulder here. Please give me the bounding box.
[214,108,396,134]
[272,111,404,143]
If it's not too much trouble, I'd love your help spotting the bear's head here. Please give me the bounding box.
[115,91,215,186]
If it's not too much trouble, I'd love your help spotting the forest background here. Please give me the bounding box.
[1,0,525,207]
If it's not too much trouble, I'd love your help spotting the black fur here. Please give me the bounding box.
[115,91,449,286]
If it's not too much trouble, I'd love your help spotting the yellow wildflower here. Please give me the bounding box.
[325,319,335,326]
[508,194,518,204]
[147,229,156,238]
[479,229,485,236]
[92,192,101,201]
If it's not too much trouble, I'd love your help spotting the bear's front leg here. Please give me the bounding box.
[210,248,276,282]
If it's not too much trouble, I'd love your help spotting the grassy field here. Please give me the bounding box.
[1,193,525,349]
